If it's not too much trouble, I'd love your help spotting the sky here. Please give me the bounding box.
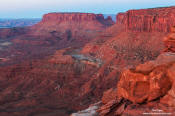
[0,0,175,18]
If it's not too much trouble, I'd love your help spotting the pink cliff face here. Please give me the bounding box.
[40,13,112,24]
[164,26,175,52]
[116,6,175,32]
[42,13,97,22]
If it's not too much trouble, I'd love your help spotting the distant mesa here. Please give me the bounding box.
[39,12,115,27]
[0,19,41,28]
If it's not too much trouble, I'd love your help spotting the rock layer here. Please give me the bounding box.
[116,6,175,32]
[164,26,175,52]
[41,13,110,23]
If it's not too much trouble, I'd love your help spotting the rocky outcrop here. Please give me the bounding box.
[98,52,175,116]
[117,52,175,103]
[116,6,175,32]
[101,88,117,104]
[97,29,175,115]
[164,26,175,52]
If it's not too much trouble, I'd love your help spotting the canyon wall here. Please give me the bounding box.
[42,13,103,22]
[116,6,175,32]
[37,13,114,27]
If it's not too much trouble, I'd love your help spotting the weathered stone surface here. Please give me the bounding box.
[116,6,175,32]
[98,98,122,116]
[42,13,106,22]
[117,52,175,104]
[160,63,175,107]
[98,51,175,116]
[164,26,175,52]
[102,88,117,104]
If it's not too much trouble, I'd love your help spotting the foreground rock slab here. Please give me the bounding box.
[98,47,175,116]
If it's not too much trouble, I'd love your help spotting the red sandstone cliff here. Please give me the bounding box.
[32,13,114,34]
[116,6,175,32]
[97,27,175,116]
[41,13,107,22]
